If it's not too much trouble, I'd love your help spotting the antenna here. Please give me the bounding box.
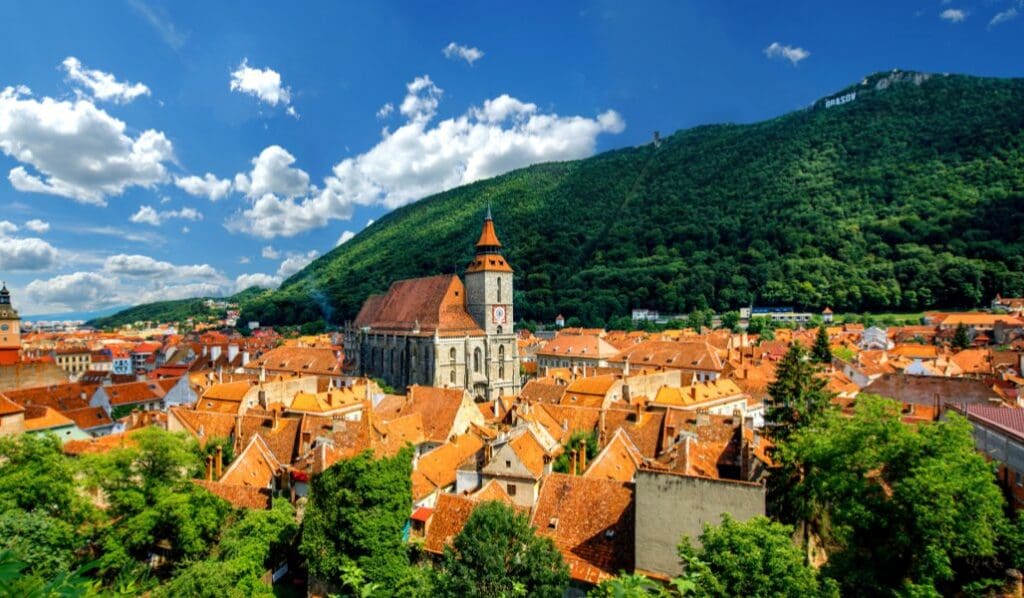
[486,203,492,220]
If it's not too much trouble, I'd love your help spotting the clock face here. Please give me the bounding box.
[0,324,7,332]
[492,305,507,324]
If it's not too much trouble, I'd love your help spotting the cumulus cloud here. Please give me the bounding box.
[25,272,119,311]
[376,102,394,119]
[0,220,17,235]
[234,145,311,199]
[23,219,49,233]
[0,85,174,205]
[235,272,280,291]
[277,250,318,278]
[337,230,355,246]
[261,246,280,260]
[130,205,202,226]
[61,57,151,104]
[102,253,219,279]
[228,75,625,238]
[230,59,297,117]
[940,8,967,22]
[174,173,232,201]
[442,42,484,65]
[0,237,59,271]
[764,42,810,65]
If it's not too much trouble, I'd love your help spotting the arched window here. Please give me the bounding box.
[496,326,503,335]
[450,369,456,385]
[498,345,506,379]
[474,348,482,373]
[450,347,457,363]
[497,277,502,303]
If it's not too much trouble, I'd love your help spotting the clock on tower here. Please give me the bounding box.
[0,283,22,366]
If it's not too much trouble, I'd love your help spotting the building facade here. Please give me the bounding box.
[346,212,521,401]
[0,284,21,366]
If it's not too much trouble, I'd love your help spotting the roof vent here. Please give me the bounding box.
[549,517,559,529]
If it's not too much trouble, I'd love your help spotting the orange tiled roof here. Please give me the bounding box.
[414,434,484,499]
[401,385,468,443]
[246,346,343,377]
[193,479,272,509]
[0,393,24,416]
[63,430,139,455]
[423,493,479,554]
[470,479,515,503]
[353,274,485,337]
[201,380,253,402]
[530,473,635,585]
[63,407,112,430]
[609,340,724,372]
[652,379,746,409]
[23,406,74,431]
[220,435,281,487]
[584,428,644,482]
[519,379,567,404]
[536,334,619,360]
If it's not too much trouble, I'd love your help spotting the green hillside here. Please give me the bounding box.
[98,70,1024,329]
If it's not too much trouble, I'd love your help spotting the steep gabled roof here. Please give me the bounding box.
[356,274,484,336]
[584,428,645,482]
[530,473,635,585]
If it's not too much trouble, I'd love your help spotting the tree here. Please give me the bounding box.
[719,311,740,332]
[811,326,832,364]
[765,343,832,441]
[780,396,1011,595]
[591,572,667,596]
[300,447,414,590]
[677,515,837,598]
[157,499,299,597]
[952,322,971,350]
[552,431,597,474]
[438,501,568,597]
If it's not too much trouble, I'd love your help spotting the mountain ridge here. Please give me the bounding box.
[90,69,1024,329]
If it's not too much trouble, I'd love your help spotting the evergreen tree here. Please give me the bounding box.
[766,343,832,441]
[811,326,832,364]
[437,501,568,597]
[952,322,971,350]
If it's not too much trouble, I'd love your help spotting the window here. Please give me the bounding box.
[474,348,482,373]
[450,370,456,385]
[498,345,506,379]
[450,347,456,363]
[505,460,511,468]
[497,277,502,303]
[506,483,516,496]
[1017,472,1023,487]
[496,325,503,335]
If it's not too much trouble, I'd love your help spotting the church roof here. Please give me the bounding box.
[354,274,484,337]
[475,214,503,249]
[0,283,18,320]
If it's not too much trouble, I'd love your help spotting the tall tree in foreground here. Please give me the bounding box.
[765,343,832,441]
[437,501,568,598]
[780,396,1010,595]
[300,447,415,591]
[811,326,832,364]
[678,515,838,598]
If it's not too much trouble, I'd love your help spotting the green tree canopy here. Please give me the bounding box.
[300,447,414,590]
[780,395,1010,595]
[437,501,569,598]
[765,343,833,441]
[811,325,832,364]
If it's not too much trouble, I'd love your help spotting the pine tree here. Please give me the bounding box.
[952,323,971,350]
[811,326,832,364]
[766,343,833,441]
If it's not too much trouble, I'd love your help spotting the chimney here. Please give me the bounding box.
[234,415,242,452]
[215,445,223,479]
[623,356,631,377]
[210,345,222,362]
[259,365,266,384]
[484,442,493,464]
[579,444,587,472]
[570,449,578,476]
[273,408,280,430]
[690,386,698,400]
[241,350,250,367]
[696,409,710,427]
[205,454,213,481]
[228,344,239,363]
[634,402,642,422]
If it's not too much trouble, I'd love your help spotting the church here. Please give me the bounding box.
[345,211,521,401]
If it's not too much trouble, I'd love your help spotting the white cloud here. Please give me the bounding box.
[261,246,280,259]
[376,102,394,119]
[0,85,174,205]
[230,59,297,117]
[228,75,625,238]
[366,219,374,227]
[442,42,484,65]
[0,221,18,235]
[0,237,59,271]
[337,230,355,245]
[239,256,251,264]
[61,57,150,104]
[102,253,220,279]
[174,173,232,201]
[23,219,49,233]
[235,272,280,292]
[940,8,967,22]
[25,272,119,311]
[277,250,318,278]
[130,205,202,226]
[234,145,311,199]
[990,6,1018,25]
[763,42,810,65]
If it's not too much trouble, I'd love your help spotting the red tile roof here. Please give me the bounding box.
[353,274,485,337]
[193,479,272,509]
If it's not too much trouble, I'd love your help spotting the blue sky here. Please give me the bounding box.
[0,0,1021,315]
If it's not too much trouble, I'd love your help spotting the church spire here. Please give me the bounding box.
[474,208,503,254]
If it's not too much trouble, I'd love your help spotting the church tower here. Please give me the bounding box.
[465,208,513,335]
[465,209,520,398]
[0,283,22,365]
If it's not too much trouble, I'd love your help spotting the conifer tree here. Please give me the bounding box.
[766,343,832,441]
[811,325,832,364]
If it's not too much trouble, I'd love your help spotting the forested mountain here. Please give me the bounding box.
[97,70,1024,329]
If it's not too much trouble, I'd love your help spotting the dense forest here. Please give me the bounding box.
[94,70,1024,329]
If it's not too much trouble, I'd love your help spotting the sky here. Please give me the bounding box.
[0,0,1022,316]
